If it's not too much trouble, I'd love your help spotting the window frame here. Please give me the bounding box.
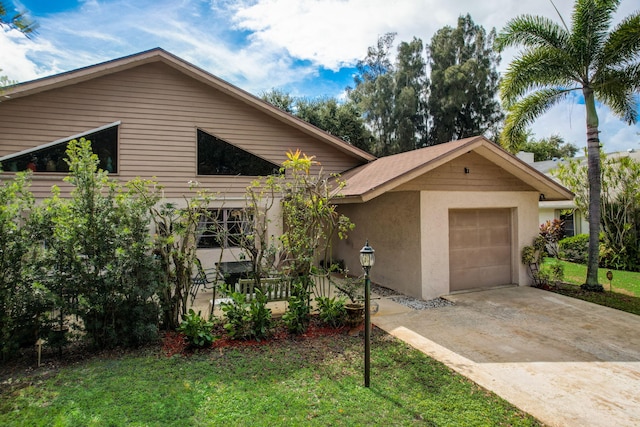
[0,122,120,174]
[196,208,253,249]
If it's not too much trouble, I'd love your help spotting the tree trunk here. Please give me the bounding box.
[583,87,604,291]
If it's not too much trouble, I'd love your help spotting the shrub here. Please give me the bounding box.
[539,219,565,257]
[220,289,251,340]
[282,282,311,335]
[315,296,347,328]
[248,290,272,341]
[0,171,54,360]
[538,259,564,287]
[178,309,215,348]
[559,234,589,264]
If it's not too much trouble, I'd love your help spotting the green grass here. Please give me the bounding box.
[544,259,640,315]
[556,260,640,296]
[0,333,540,426]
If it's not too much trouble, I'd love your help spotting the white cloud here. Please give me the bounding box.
[1,0,638,149]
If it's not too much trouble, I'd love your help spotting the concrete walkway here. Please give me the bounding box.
[372,286,640,427]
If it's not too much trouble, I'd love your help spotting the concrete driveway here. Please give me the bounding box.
[372,286,640,427]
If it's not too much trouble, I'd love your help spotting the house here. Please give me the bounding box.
[520,149,640,239]
[0,48,573,301]
[0,48,374,269]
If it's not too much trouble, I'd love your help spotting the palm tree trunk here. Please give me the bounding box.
[583,87,604,291]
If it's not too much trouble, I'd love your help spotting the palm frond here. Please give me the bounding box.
[500,47,577,107]
[598,12,640,69]
[501,89,572,151]
[595,67,639,124]
[569,0,619,67]
[495,15,569,52]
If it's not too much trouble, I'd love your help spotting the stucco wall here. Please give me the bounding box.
[420,191,540,299]
[335,192,422,298]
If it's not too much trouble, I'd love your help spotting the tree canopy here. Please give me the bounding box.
[426,14,503,146]
[519,134,579,161]
[261,90,373,153]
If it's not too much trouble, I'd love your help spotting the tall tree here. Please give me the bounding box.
[426,14,503,146]
[496,0,640,290]
[348,33,397,156]
[393,37,428,153]
[349,33,428,156]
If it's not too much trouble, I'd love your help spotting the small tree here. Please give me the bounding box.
[130,180,217,330]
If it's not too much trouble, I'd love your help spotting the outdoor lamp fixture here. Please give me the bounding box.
[359,240,375,388]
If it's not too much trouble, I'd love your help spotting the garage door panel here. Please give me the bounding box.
[450,265,512,289]
[449,209,512,291]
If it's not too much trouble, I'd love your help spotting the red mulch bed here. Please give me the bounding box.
[162,317,353,357]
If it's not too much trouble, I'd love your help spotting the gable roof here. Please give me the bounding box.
[335,136,574,203]
[1,48,375,163]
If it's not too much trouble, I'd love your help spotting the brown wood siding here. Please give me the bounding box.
[393,152,537,192]
[0,62,362,199]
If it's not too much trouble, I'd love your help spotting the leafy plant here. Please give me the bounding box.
[220,288,251,340]
[282,282,311,334]
[248,289,272,341]
[19,139,162,350]
[539,219,565,258]
[178,309,215,348]
[331,274,363,304]
[537,259,564,288]
[315,296,347,328]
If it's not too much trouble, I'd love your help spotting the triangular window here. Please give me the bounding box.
[0,123,118,173]
[197,129,278,176]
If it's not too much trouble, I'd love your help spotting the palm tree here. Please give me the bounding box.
[496,0,640,291]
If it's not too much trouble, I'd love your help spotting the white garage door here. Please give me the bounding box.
[449,209,512,291]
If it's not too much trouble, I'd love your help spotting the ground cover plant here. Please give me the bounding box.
[0,326,541,427]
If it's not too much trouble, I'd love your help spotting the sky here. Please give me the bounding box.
[1,0,639,154]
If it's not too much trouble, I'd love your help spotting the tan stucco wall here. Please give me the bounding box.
[420,191,540,299]
[335,192,422,298]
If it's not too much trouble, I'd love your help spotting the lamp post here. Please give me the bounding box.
[359,240,375,388]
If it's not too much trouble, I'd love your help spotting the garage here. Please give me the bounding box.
[333,136,573,300]
[449,208,512,291]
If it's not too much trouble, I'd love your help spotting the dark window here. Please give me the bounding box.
[559,212,575,238]
[197,208,253,248]
[197,129,278,176]
[0,125,118,173]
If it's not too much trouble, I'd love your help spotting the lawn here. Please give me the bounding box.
[0,329,541,426]
[557,260,640,296]
[546,259,640,315]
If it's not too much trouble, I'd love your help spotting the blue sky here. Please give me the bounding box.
[2,0,639,154]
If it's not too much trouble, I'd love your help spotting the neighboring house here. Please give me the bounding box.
[0,48,573,301]
[520,149,640,239]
